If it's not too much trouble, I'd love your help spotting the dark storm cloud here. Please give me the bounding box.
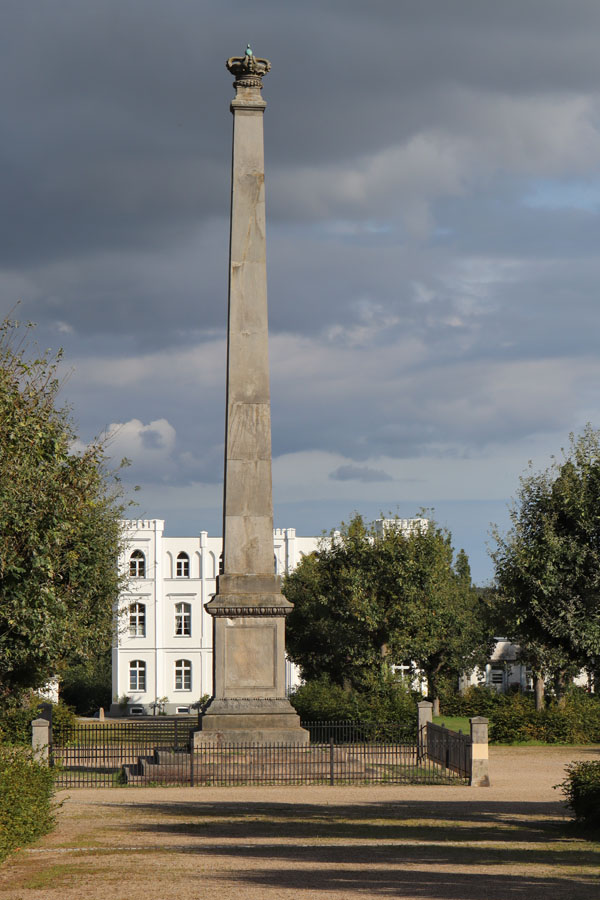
[3,1,600,335]
[2,1,600,581]
[329,465,393,483]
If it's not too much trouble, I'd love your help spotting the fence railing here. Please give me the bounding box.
[301,720,416,745]
[425,721,472,780]
[47,719,470,788]
[55,720,196,750]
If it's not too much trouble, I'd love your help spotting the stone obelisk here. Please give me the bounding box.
[200,47,308,744]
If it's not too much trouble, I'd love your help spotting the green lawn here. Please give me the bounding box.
[432,715,586,746]
[433,715,471,734]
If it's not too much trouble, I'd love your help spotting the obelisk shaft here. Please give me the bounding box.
[200,49,307,744]
[223,72,274,577]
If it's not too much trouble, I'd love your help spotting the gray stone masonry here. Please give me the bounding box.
[417,700,433,760]
[31,718,50,761]
[470,716,490,787]
[201,47,307,744]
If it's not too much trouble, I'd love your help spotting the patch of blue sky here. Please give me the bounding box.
[523,178,600,212]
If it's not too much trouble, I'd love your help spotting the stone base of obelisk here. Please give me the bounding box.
[194,698,309,746]
[197,578,309,745]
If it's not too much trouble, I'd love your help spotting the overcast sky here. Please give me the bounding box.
[3,1,600,583]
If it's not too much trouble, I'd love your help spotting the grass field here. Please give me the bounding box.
[433,715,471,733]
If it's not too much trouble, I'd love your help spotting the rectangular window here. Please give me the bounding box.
[176,554,190,577]
[175,603,191,636]
[129,603,146,637]
[175,660,192,691]
[129,661,146,692]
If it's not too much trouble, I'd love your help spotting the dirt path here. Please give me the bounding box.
[2,746,599,900]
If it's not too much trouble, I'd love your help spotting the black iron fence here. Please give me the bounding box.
[301,719,416,745]
[49,719,470,788]
[51,721,196,787]
[424,721,471,781]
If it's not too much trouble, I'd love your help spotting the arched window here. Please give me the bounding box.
[129,602,146,637]
[129,660,146,691]
[129,550,146,578]
[176,552,190,578]
[174,659,192,691]
[175,602,191,636]
[218,553,224,575]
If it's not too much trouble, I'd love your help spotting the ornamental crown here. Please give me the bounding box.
[226,44,271,88]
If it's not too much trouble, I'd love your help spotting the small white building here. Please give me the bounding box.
[460,639,592,694]
[110,519,320,716]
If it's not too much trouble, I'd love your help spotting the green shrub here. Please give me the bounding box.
[60,656,112,716]
[50,702,77,743]
[443,687,600,744]
[561,690,600,743]
[289,677,362,721]
[289,675,419,731]
[538,706,586,744]
[441,685,507,718]
[488,695,536,743]
[0,698,77,746]
[0,746,55,862]
[557,761,600,828]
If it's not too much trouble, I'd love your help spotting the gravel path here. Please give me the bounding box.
[1,745,599,899]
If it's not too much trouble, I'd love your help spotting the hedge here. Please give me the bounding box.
[0,699,77,746]
[0,746,55,862]
[442,686,600,744]
[289,676,419,731]
[557,761,600,828]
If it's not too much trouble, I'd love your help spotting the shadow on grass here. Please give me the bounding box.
[206,866,600,899]
[94,797,600,898]
[109,798,571,843]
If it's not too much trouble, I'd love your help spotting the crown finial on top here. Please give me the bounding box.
[226,46,271,90]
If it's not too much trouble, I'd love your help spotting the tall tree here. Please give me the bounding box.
[284,514,491,712]
[492,426,600,708]
[0,320,126,706]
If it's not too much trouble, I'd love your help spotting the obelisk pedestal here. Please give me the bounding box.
[198,48,308,745]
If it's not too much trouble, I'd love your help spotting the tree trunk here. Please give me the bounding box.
[534,674,545,711]
[379,641,392,680]
[432,696,440,717]
[556,671,569,707]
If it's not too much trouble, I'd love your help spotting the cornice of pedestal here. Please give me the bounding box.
[204,594,293,618]
[205,573,293,617]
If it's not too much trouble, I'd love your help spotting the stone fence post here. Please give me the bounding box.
[31,718,50,762]
[417,700,433,760]
[469,716,490,786]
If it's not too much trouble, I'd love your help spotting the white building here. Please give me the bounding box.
[111,519,320,716]
[113,515,535,716]
[460,639,591,694]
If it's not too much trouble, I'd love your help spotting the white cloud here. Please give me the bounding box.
[70,338,226,390]
[104,418,176,469]
[270,92,600,237]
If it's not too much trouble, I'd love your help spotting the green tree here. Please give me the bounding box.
[284,514,491,714]
[492,426,600,709]
[59,648,113,716]
[0,320,126,706]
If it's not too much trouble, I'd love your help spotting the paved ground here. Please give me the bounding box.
[1,746,599,900]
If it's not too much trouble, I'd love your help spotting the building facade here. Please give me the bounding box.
[110,520,320,716]
[112,516,556,715]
